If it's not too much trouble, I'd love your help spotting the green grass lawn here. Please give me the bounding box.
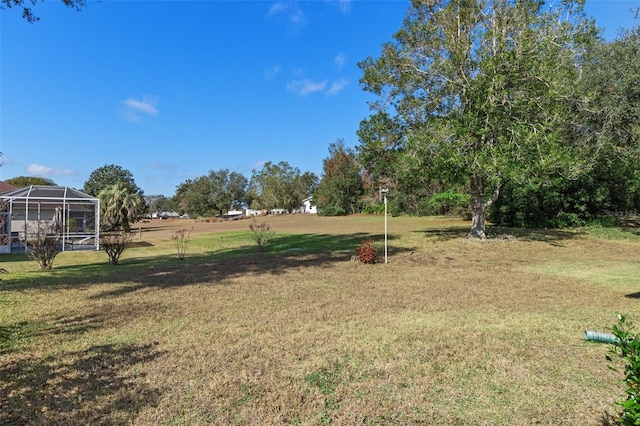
[1,215,639,425]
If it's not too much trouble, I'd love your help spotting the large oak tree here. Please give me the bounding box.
[359,0,597,238]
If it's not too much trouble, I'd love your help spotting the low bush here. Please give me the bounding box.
[607,314,640,425]
[362,204,385,215]
[586,215,619,228]
[319,205,348,216]
[427,189,471,217]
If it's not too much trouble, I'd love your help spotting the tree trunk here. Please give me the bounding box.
[468,174,500,239]
[468,174,486,239]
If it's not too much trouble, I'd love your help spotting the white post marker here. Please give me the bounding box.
[382,188,388,264]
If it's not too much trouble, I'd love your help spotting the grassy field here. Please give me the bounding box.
[1,214,640,425]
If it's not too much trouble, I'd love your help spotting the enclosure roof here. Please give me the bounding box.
[0,185,98,202]
[0,181,17,194]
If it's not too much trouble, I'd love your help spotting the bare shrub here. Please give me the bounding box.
[100,232,132,265]
[249,218,274,252]
[172,227,192,260]
[27,223,61,271]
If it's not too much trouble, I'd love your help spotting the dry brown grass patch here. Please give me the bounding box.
[1,216,637,424]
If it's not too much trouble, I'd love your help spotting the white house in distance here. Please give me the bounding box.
[152,211,182,219]
[225,197,317,217]
[301,197,317,214]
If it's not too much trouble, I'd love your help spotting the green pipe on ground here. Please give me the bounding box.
[584,330,620,345]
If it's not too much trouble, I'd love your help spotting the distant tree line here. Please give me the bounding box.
[172,162,319,218]
[4,176,57,187]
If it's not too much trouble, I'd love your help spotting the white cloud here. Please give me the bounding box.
[267,1,287,16]
[287,79,328,96]
[286,78,348,97]
[121,95,159,122]
[27,163,74,177]
[288,7,305,25]
[267,1,307,29]
[333,0,352,14]
[326,78,349,97]
[265,65,282,79]
[149,161,181,171]
[123,98,158,115]
[334,53,346,69]
[292,67,305,77]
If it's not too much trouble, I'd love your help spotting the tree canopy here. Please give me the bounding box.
[98,183,145,232]
[173,164,316,217]
[491,25,640,227]
[314,140,364,216]
[248,162,317,213]
[1,0,86,23]
[174,177,215,218]
[207,169,249,215]
[175,169,248,217]
[144,195,175,216]
[84,164,143,198]
[359,0,598,238]
[5,176,57,187]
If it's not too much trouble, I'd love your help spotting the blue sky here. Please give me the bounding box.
[1,0,639,197]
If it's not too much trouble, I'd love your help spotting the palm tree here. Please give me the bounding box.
[98,183,144,232]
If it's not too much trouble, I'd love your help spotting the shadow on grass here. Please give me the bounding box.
[268,232,374,252]
[0,342,165,425]
[415,226,468,241]
[487,226,584,245]
[39,312,111,337]
[414,225,583,245]
[0,253,30,263]
[0,232,414,297]
[619,227,640,239]
[128,240,154,248]
[0,314,114,356]
[599,410,619,425]
[0,321,35,354]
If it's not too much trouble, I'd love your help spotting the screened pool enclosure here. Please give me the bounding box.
[0,185,100,253]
